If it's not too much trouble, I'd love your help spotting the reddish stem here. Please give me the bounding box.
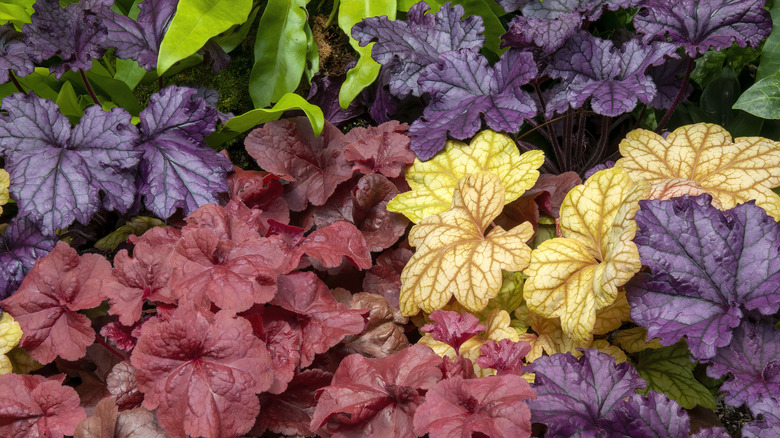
[655,57,694,133]
[95,333,128,361]
[9,71,25,94]
[80,70,100,106]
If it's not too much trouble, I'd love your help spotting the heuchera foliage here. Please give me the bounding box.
[131,303,273,438]
[0,373,86,438]
[0,217,55,301]
[0,242,109,364]
[626,195,780,359]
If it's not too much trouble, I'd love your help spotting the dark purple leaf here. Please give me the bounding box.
[0,93,141,232]
[706,321,780,410]
[546,32,677,116]
[610,391,691,438]
[527,349,646,436]
[23,0,111,78]
[102,0,177,70]
[352,1,485,98]
[307,72,368,126]
[0,217,56,301]
[502,12,583,54]
[136,85,232,219]
[647,56,694,109]
[625,195,780,359]
[0,24,32,83]
[501,0,641,53]
[634,0,771,57]
[409,49,538,160]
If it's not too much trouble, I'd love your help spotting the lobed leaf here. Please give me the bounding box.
[400,172,534,315]
[0,217,56,301]
[616,123,780,220]
[0,374,86,438]
[0,24,32,83]
[634,0,771,57]
[0,242,109,363]
[625,195,780,359]
[102,0,178,70]
[0,93,141,233]
[523,167,649,342]
[136,86,232,219]
[409,49,538,160]
[131,303,273,438]
[706,320,780,410]
[388,129,544,223]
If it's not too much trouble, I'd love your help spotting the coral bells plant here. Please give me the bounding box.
[0,0,779,437]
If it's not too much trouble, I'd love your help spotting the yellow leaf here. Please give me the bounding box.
[524,311,590,362]
[612,327,664,353]
[0,312,22,375]
[0,169,9,216]
[616,123,780,220]
[523,167,649,342]
[592,291,631,335]
[400,172,534,316]
[590,339,628,364]
[388,130,544,222]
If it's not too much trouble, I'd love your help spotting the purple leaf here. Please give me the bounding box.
[306,72,368,126]
[136,85,232,219]
[409,49,537,160]
[502,12,583,54]
[634,0,771,57]
[647,56,694,110]
[545,32,677,117]
[102,0,178,71]
[0,93,141,232]
[610,392,691,438]
[706,321,780,410]
[352,1,485,98]
[496,0,531,12]
[526,349,646,436]
[0,24,33,83]
[742,397,780,438]
[501,0,641,53]
[626,195,780,359]
[22,0,112,78]
[0,217,56,301]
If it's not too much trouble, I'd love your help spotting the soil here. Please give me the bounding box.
[716,399,754,437]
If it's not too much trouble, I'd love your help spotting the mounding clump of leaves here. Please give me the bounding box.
[1,0,780,436]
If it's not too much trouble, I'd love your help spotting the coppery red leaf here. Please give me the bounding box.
[130,303,273,438]
[0,374,86,438]
[0,241,109,363]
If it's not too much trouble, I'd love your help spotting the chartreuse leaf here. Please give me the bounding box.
[634,341,717,410]
[0,169,9,216]
[0,0,34,29]
[338,0,396,109]
[388,130,544,223]
[206,92,324,147]
[94,216,165,252]
[157,0,252,75]
[0,312,22,374]
[523,167,650,343]
[612,327,663,353]
[249,0,308,108]
[616,123,780,220]
[400,172,534,316]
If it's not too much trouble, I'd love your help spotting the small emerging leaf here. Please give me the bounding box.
[94,216,165,252]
